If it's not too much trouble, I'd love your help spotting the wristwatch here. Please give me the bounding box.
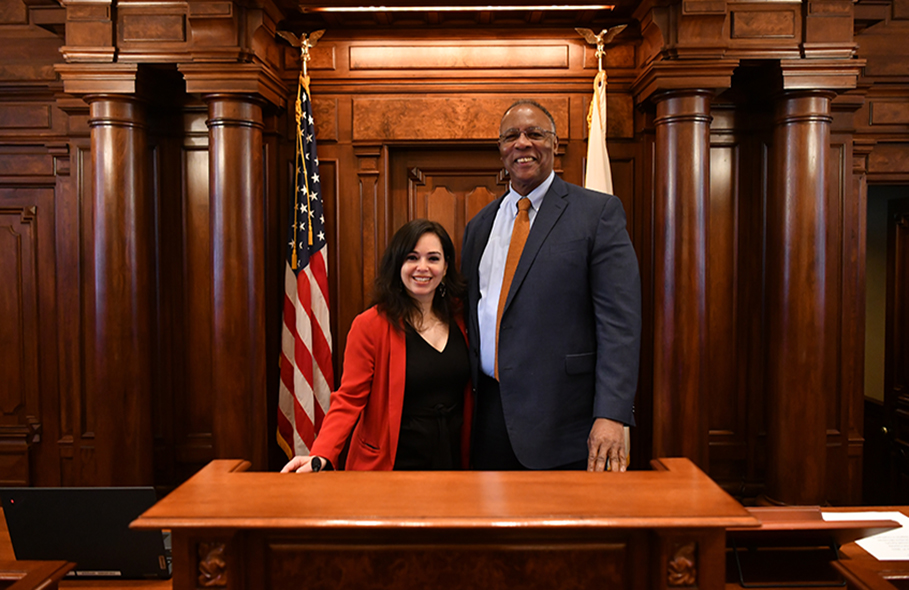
[310,456,333,472]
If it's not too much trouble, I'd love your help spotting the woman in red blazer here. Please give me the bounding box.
[282,219,472,472]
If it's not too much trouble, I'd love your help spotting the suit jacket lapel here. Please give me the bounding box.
[503,177,568,311]
[465,194,502,328]
[466,193,503,282]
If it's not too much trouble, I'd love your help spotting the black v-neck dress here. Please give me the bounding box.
[393,323,470,470]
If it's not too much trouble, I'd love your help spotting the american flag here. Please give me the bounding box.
[277,73,334,458]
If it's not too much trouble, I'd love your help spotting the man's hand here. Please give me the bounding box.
[587,418,627,472]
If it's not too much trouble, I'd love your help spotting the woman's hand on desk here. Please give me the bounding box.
[281,456,331,473]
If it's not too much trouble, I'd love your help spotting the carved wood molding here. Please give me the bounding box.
[667,542,697,587]
[197,542,227,588]
[59,0,114,63]
[853,138,876,174]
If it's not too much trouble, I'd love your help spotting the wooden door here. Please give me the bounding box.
[388,145,506,266]
[885,196,909,502]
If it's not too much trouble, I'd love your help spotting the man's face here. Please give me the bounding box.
[498,104,558,196]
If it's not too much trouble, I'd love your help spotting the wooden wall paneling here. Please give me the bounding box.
[148,130,175,487]
[148,98,197,487]
[601,141,637,244]
[832,110,869,505]
[0,121,69,489]
[205,94,267,470]
[47,138,82,488]
[177,107,213,480]
[741,130,772,498]
[707,106,744,490]
[264,109,286,471]
[74,125,96,486]
[852,135,873,504]
[765,90,834,505]
[62,138,91,486]
[354,144,382,311]
[320,95,353,378]
[0,196,41,486]
[332,144,364,381]
[825,135,851,505]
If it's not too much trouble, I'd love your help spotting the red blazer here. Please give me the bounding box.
[310,306,473,471]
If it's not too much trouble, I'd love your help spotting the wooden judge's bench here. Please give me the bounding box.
[1,458,907,590]
[130,457,753,589]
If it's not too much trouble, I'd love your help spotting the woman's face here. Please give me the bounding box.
[400,232,448,304]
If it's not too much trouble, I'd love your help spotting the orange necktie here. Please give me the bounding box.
[495,197,531,379]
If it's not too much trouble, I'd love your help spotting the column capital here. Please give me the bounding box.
[55,63,139,95]
[632,59,739,106]
[179,63,287,109]
[779,59,866,92]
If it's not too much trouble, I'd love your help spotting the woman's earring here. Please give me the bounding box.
[438,281,447,298]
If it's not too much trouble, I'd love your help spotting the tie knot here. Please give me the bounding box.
[516,197,531,213]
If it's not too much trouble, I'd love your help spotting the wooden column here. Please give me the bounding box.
[205,94,267,468]
[86,94,154,485]
[765,90,834,505]
[651,89,712,468]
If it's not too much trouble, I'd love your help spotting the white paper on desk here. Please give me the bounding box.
[822,511,909,561]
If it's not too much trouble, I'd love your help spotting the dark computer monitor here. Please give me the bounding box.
[0,486,171,579]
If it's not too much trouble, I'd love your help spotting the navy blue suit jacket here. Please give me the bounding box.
[461,175,642,469]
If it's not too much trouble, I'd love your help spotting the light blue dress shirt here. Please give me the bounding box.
[477,171,555,378]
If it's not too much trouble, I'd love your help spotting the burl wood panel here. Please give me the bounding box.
[0,105,51,130]
[731,10,796,39]
[267,543,628,590]
[351,96,570,141]
[870,100,909,126]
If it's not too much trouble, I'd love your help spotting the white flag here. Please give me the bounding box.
[585,70,614,195]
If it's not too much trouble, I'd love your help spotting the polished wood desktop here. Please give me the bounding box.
[132,457,759,590]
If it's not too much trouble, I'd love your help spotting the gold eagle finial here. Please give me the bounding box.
[575,25,627,71]
[277,30,326,76]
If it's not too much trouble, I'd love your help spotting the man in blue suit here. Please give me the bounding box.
[462,99,641,471]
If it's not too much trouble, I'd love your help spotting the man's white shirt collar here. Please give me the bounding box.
[501,171,555,218]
